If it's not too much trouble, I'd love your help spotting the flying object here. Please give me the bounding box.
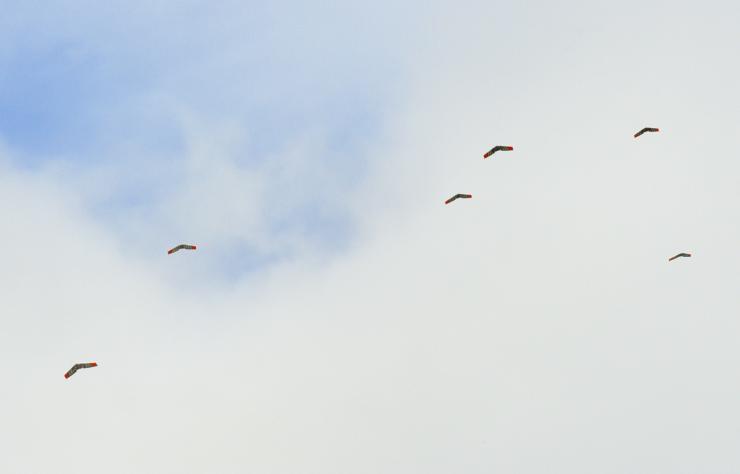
[483,145,514,159]
[445,194,472,205]
[634,127,659,138]
[64,362,98,379]
[168,244,197,255]
[668,252,691,262]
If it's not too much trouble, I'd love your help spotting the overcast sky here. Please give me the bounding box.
[2,1,740,472]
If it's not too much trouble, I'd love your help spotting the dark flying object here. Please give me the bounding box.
[445,194,472,205]
[634,127,659,138]
[668,252,691,262]
[168,244,197,255]
[483,145,514,159]
[64,362,98,379]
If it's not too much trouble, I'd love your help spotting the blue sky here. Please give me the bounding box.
[0,1,409,281]
[0,1,403,157]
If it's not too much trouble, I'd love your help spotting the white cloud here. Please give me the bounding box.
[2,1,740,473]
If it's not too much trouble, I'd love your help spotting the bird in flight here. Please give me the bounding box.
[445,194,472,205]
[168,244,197,255]
[64,362,98,379]
[483,145,514,159]
[634,127,659,138]
[668,252,691,262]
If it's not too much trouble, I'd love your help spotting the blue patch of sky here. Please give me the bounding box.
[0,3,397,279]
[204,208,353,284]
[217,211,352,283]
[0,31,390,171]
[0,42,102,157]
[0,39,184,166]
[212,243,286,284]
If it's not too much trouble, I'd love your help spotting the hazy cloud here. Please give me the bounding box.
[2,1,740,473]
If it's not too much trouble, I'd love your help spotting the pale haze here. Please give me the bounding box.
[1,1,740,472]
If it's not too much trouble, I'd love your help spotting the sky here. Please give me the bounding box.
[1,1,740,472]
